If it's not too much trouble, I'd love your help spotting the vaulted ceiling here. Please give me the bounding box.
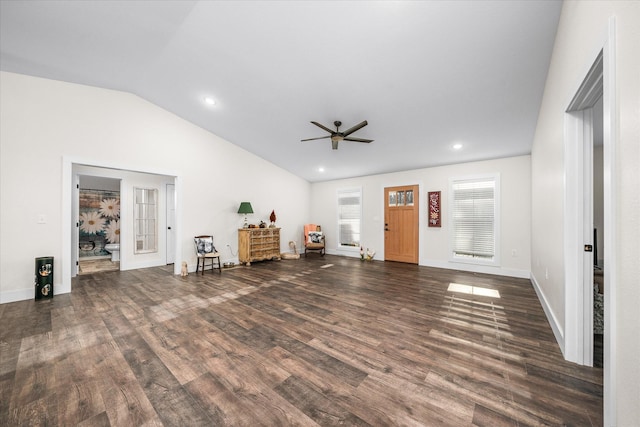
[0,1,562,182]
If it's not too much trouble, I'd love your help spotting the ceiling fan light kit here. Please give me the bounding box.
[301,120,373,150]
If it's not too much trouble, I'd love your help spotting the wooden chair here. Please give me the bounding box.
[194,235,222,274]
[303,224,325,257]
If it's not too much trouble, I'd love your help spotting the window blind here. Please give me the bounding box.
[451,178,495,261]
[338,189,361,247]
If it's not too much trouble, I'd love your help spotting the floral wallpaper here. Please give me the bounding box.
[79,189,120,257]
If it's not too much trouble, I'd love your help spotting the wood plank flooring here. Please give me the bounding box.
[78,259,119,275]
[0,255,602,426]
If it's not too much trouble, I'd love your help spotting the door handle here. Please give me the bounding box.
[168,227,172,230]
[584,244,592,252]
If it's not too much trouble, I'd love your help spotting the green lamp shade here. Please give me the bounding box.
[237,202,254,214]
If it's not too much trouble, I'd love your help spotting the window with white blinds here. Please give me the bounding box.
[450,175,499,263]
[337,188,361,248]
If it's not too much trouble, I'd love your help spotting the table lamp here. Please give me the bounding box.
[237,202,254,228]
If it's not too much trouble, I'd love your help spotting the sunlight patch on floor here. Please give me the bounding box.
[448,282,500,298]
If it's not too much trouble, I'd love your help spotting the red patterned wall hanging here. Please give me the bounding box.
[428,191,441,227]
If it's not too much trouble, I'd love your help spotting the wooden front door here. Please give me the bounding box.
[384,185,419,263]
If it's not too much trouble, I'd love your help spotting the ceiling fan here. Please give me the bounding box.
[301,120,373,150]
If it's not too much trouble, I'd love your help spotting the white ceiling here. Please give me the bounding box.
[0,1,562,182]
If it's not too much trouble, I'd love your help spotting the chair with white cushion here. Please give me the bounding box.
[194,235,222,274]
[303,224,325,257]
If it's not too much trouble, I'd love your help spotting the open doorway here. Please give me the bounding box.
[65,161,181,287]
[565,52,602,367]
[562,20,616,425]
[592,95,604,367]
[77,175,121,274]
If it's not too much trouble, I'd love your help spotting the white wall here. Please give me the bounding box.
[531,1,640,423]
[310,155,531,278]
[0,71,310,303]
[79,175,120,191]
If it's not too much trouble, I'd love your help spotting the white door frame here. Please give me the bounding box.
[565,107,595,366]
[563,17,616,426]
[166,183,176,264]
[72,174,80,276]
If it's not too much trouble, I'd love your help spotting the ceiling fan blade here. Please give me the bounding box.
[341,120,368,137]
[343,137,373,143]
[301,136,330,142]
[310,121,335,134]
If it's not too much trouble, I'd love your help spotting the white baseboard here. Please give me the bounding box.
[0,288,33,304]
[326,249,360,258]
[530,272,565,356]
[420,259,530,279]
[1,283,69,304]
[122,260,169,271]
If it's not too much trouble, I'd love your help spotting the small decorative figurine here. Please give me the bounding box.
[269,210,277,227]
[181,261,188,277]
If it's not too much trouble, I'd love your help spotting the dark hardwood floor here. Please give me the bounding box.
[1,255,602,426]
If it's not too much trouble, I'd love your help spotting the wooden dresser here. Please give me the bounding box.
[238,228,281,265]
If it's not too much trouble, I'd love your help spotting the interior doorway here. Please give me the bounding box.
[63,159,183,293]
[76,175,121,275]
[592,96,604,367]
[565,52,602,367]
[562,20,616,425]
[384,185,419,263]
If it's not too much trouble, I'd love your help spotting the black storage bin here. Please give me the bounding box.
[35,256,54,300]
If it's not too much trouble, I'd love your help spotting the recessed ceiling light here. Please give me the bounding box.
[453,143,463,150]
[203,96,216,106]
[318,167,325,173]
